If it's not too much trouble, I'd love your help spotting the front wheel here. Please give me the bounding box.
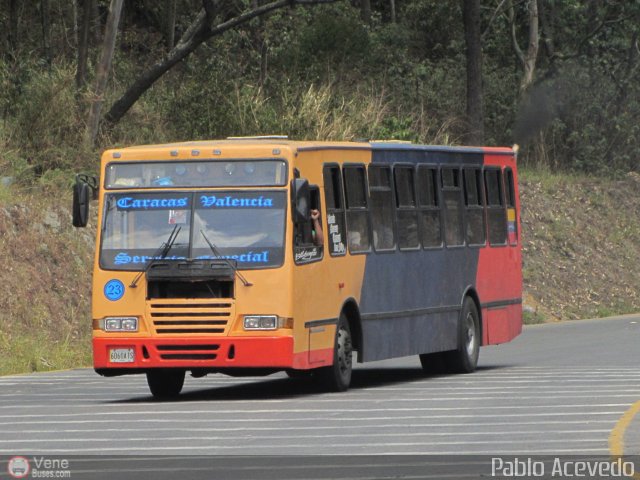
[317,315,353,392]
[444,297,480,373]
[146,369,185,399]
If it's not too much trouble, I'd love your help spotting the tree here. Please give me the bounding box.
[86,0,124,146]
[164,0,177,50]
[76,0,95,90]
[508,0,539,93]
[103,0,340,128]
[7,0,19,60]
[462,0,484,145]
[40,0,52,66]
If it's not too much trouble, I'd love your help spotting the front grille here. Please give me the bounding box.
[148,300,233,335]
[157,344,220,360]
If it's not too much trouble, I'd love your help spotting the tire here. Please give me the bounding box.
[146,369,185,399]
[444,297,480,373]
[317,314,353,392]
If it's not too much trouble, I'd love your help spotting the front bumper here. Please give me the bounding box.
[93,336,296,370]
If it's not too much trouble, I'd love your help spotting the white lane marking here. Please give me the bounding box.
[0,403,631,419]
[0,411,623,427]
[0,429,613,444]
[1,393,639,406]
[0,419,616,434]
[0,437,609,454]
[0,447,611,455]
[1,368,639,382]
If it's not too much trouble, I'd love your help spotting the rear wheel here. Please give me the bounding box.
[317,314,353,392]
[444,297,480,373]
[146,369,185,399]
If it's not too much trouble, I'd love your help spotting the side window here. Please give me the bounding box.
[485,168,507,245]
[394,166,419,250]
[323,165,347,256]
[293,182,323,264]
[343,165,371,253]
[417,166,442,248]
[505,167,518,245]
[463,167,486,246]
[441,167,464,246]
[368,165,395,251]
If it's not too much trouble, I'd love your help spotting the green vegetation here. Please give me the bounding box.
[0,188,94,375]
[1,1,639,187]
[522,310,545,325]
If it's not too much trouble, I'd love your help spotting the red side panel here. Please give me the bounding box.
[477,150,523,345]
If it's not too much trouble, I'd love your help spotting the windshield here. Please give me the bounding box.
[100,191,286,270]
[105,160,287,189]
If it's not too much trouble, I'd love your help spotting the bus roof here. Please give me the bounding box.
[107,138,514,156]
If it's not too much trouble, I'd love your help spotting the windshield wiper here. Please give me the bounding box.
[200,229,253,287]
[130,225,181,288]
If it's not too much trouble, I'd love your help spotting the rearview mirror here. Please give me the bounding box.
[292,178,310,224]
[72,174,98,228]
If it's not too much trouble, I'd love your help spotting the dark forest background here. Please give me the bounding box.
[1,0,639,186]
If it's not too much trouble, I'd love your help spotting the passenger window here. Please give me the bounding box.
[394,166,419,250]
[463,168,486,246]
[343,165,371,253]
[368,165,395,251]
[293,183,323,264]
[441,167,464,246]
[323,165,347,256]
[417,166,442,248]
[485,168,507,245]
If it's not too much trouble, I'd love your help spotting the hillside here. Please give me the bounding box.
[0,170,639,375]
[519,170,640,321]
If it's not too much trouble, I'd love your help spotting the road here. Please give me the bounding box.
[0,315,638,478]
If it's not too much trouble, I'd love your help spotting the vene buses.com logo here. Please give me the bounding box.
[7,456,30,478]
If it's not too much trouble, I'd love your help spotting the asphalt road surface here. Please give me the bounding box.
[0,315,638,478]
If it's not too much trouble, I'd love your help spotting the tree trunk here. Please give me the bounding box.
[76,0,94,90]
[104,0,338,127]
[86,0,124,146]
[8,0,19,59]
[40,0,52,66]
[360,0,371,25]
[462,0,484,145]
[389,0,396,24]
[508,0,539,94]
[165,0,177,50]
[520,0,539,92]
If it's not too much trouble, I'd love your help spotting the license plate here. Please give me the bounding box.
[109,348,135,363]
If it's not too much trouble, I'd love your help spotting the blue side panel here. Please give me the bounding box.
[369,143,487,157]
[357,147,484,362]
[370,146,485,165]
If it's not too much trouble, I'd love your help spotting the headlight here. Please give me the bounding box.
[243,315,278,330]
[102,317,138,332]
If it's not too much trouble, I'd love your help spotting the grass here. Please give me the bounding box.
[0,185,95,376]
[522,310,546,325]
[0,328,91,376]
[518,167,640,323]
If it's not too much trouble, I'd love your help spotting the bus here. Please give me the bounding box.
[72,138,522,398]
